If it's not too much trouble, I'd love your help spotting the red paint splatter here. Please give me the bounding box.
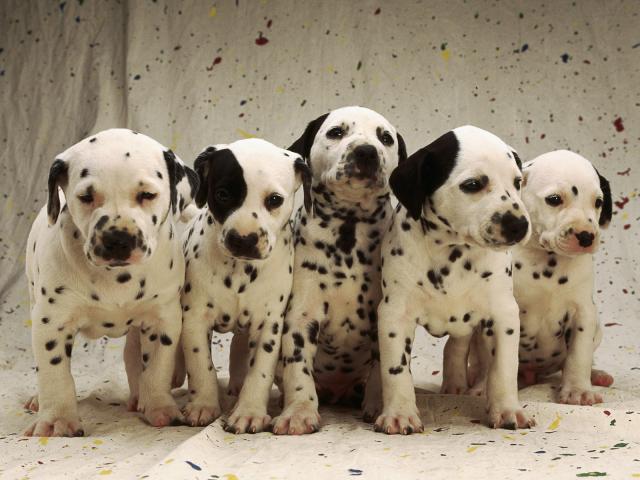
[255,32,269,46]
[205,56,222,71]
[374,7,381,14]
[525,136,530,144]
[617,168,631,176]
[624,224,631,230]
[614,197,629,209]
[604,322,622,327]
[603,410,611,416]
[613,117,624,132]
[431,370,440,375]
[267,19,272,28]
[540,133,546,139]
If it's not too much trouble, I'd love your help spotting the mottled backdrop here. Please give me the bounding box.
[0,1,638,478]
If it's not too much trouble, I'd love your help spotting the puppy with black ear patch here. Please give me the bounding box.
[375,125,534,434]
[467,150,613,405]
[272,106,407,435]
[24,129,198,436]
[180,138,311,433]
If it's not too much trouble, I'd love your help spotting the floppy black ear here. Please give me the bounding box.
[396,133,408,164]
[294,157,313,214]
[47,158,68,225]
[193,146,217,208]
[511,150,522,171]
[288,113,330,162]
[389,131,459,221]
[595,169,612,227]
[163,150,179,214]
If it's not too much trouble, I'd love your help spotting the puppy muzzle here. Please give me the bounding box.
[543,225,599,255]
[222,228,270,260]
[482,210,530,247]
[89,216,148,266]
[343,143,384,183]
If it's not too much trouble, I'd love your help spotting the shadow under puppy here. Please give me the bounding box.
[465,150,613,405]
[375,125,534,434]
[180,138,311,433]
[24,129,198,436]
[272,106,407,435]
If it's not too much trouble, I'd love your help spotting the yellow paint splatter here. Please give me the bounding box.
[223,475,239,480]
[547,413,562,431]
[209,6,217,17]
[170,132,180,152]
[623,212,629,220]
[503,434,515,440]
[24,318,32,328]
[38,437,49,446]
[164,458,174,464]
[275,85,285,94]
[467,446,478,453]
[98,470,112,476]
[440,49,450,61]
[236,128,256,139]
[630,473,640,477]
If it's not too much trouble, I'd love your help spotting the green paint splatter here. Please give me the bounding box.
[612,442,628,448]
[610,419,616,426]
[576,473,607,477]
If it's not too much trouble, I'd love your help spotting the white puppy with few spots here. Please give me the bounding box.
[24,129,198,436]
[374,126,535,434]
[180,138,311,434]
[466,150,613,405]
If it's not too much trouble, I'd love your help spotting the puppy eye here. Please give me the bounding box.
[78,192,94,204]
[326,127,345,140]
[595,198,603,209]
[545,194,563,207]
[265,193,284,211]
[459,178,486,193]
[378,131,394,146]
[136,192,157,204]
[514,177,522,191]
[215,188,230,204]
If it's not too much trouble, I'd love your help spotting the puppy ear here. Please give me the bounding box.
[390,131,459,221]
[511,150,522,171]
[288,113,330,162]
[595,168,612,228]
[47,158,68,225]
[163,150,179,214]
[294,156,313,214]
[396,133,408,164]
[193,146,217,208]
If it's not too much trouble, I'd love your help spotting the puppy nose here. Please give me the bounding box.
[353,144,379,177]
[225,229,259,257]
[575,230,594,247]
[500,212,529,243]
[101,230,136,260]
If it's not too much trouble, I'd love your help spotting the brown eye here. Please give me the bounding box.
[459,177,487,193]
[326,126,345,139]
[265,193,284,210]
[545,194,563,207]
[378,131,394,146]
[595,198,603,209]
[78,192,94,204]
[137,192,157,204]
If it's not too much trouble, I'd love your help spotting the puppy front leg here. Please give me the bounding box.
[25,309,83,437]
[225,317,282,434]
[441,334,472,394]
[485,301,535,429]
[272,310,322,435]
[182,308,221,426]
[559,301,603,405]
[374,301,422,435]
[124,327,142,411]
[137,301,184,427]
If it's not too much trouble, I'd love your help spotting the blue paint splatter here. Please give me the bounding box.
[349,469,363,476]
[561,53,570,63]
[521,43,529,52]
[186,461,202,471]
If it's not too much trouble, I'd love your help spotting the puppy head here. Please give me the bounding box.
[288,106,407,203]
[391,125,530,249]
[47,129,198,267]
[194,138,310,260]
[521,150,612,256]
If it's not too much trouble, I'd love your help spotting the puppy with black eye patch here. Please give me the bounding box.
[24,129,199,437]
[271,106,407,435]
[374,125,534,435]
[180,138,311,433]
[465,150,614,405]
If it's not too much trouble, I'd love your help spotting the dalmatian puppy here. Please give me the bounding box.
[375,125,535,434]
[24,128,198,436]
[466,150,613,405]
[272,106,407,435]
[180,138,311,433]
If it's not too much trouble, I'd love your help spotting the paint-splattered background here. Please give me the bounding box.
[0,0,638,478]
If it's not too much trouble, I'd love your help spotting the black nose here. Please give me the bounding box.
[352,144,379,178]
[101,230,136,260]
[500,211,529,243]
[575,230,594,247]
[225,229,260,258]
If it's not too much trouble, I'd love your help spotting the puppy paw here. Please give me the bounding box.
[24,395,39,412]
[558,386,603,406]
[591,369,614,388]
[182,401,221,427]
[141,402,184,427]
[440,379,468,395]
[361,396,382,424]
[127,395,138,412]
[224,407,271,434]
[468,379,487,397]
[374,408,423,435]
[271,402,321,435]
[487,404,535,430]
[25,413,84,437]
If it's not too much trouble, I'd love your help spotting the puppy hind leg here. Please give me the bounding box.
[228,331,250,396]
[441,334,472,395]
[124,327,143,411]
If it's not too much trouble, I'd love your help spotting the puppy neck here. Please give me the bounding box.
[409,203,465,250]
[311,182,390,220]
